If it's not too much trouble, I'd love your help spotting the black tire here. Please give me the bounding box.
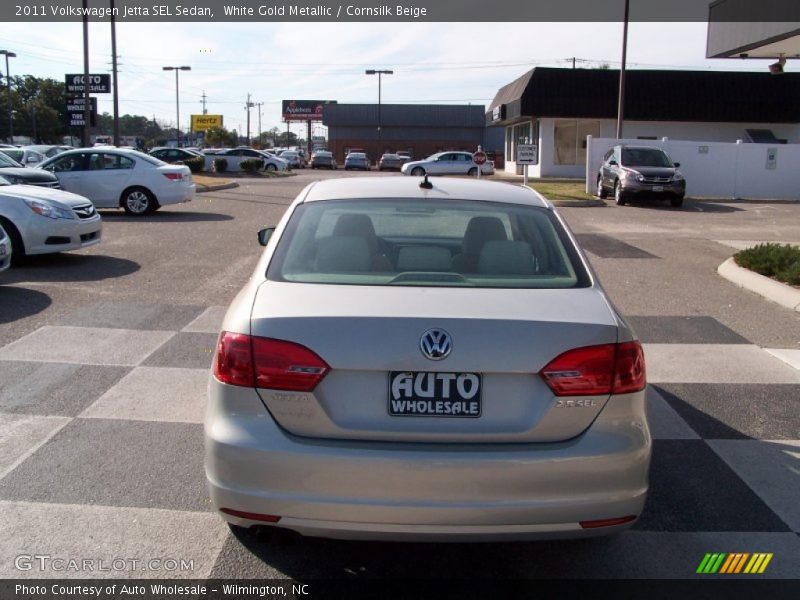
[266,163,277,172]
[0,217,25,266]
[121,186,158,216]
[411,167,425,177]
[596,176,608,199]
[670,195,684,208]
[614,181,626,206]
[468,167,478,176]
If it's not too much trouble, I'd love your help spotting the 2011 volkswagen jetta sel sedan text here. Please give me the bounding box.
[206,176,650,541]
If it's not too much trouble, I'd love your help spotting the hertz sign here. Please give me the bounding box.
[191,115,223,131]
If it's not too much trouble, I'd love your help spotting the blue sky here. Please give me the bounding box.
[0,21,776,138]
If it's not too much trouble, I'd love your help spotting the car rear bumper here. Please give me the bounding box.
[205,378,651,541]
[158,183,195,206]
[621,180,685,198]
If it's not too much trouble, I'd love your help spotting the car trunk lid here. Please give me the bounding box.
[248,282,620,443]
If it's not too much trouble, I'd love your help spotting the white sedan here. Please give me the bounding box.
[401,151,494,177]
[206,176,649,541]
[0,223,10,272]
[0,174,102,264]
[38,148,195,216]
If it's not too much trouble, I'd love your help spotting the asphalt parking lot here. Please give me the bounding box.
[0,170,798,583]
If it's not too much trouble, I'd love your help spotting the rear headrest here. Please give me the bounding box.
[462,216,507,255]
[315,236,372,272]
[478,241,535,275]
[333,213,379,254]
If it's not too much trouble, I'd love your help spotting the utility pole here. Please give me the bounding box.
[572,57,576,69]
[110,0,120,146]
[616,0,630,139]
[255,101,263,143]
[245,93,254,145]
[82,0,90,147]
[365,69,393,155]
[201,91,207,115]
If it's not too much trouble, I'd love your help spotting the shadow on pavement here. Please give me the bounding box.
[624,200,744,213]
[0,286,52,323]
[3,254,140,283]
[226,525,615,579]
[97,211,234,222]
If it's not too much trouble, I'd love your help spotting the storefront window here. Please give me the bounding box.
[554,120,600,165]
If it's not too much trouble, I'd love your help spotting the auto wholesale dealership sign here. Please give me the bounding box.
[282,100,336,122]
[191,114,223,131]
[65,74,111,94]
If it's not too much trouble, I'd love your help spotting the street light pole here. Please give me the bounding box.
[365,69,393,155]
[163,65,191,147]
[0,50,16,143]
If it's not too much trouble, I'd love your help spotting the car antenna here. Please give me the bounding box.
[419,174,433,189]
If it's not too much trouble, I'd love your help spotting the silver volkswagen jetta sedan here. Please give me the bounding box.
[206,176,650,541]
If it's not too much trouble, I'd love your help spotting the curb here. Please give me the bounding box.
[550,198,607,208]
[197,182,239,193]
[717,257,800,312]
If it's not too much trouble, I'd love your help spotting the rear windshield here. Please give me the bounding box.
[267,199,590,288]
[621,148,672,167]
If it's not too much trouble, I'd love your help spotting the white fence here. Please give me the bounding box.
[585,136,800,200]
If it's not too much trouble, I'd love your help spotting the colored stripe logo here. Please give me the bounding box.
[697,553,773,574]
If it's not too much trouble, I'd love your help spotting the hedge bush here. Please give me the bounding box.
[240,158,264,173]
[183,156,205,173]
[735,243,800,286]
[213,158,228,173]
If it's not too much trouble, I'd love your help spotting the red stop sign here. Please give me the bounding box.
[472,151,487,165]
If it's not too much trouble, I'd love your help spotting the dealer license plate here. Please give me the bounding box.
[389,371,482,417]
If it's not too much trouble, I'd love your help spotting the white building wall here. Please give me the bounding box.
[586,136,800,200]
[504,118,800,179]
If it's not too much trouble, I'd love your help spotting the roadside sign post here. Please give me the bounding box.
[517,144,539,186]
[473,145,487,179]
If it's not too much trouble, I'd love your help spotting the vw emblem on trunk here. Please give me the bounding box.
[420,328,452,361]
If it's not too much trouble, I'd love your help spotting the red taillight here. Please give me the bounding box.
[612,341,647,394]
[213,331,254,387]
[220,508,281,523]
[252,337,329,392]
[579,515,637,529]
[540,341,645,397]
[163,172,183,181]
[213,332,329,392]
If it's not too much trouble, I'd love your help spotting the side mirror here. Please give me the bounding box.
[257,227,275,247]
[674,162,680,168]
[608,160,618,166]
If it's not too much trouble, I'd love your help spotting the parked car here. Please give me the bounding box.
[401,151,495,177]
[0,173,101,264]
[279,150,305,169]
[378,153,405,171]
[310,151,337,170]
[344,152,370,171]
[38,148,195,216]
[149,147,203,164]
[596,145,686,207]
[0,223,10,272]
[396,150,412,161]
[24,145,74,159]
[0,151,61,188]
[219,148,289,171]
[206,176,649,541]
[0,147,46,167]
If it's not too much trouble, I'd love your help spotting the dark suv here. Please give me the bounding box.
[597,145,686,207]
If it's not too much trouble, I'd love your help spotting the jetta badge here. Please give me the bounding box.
[420,328,452,361]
